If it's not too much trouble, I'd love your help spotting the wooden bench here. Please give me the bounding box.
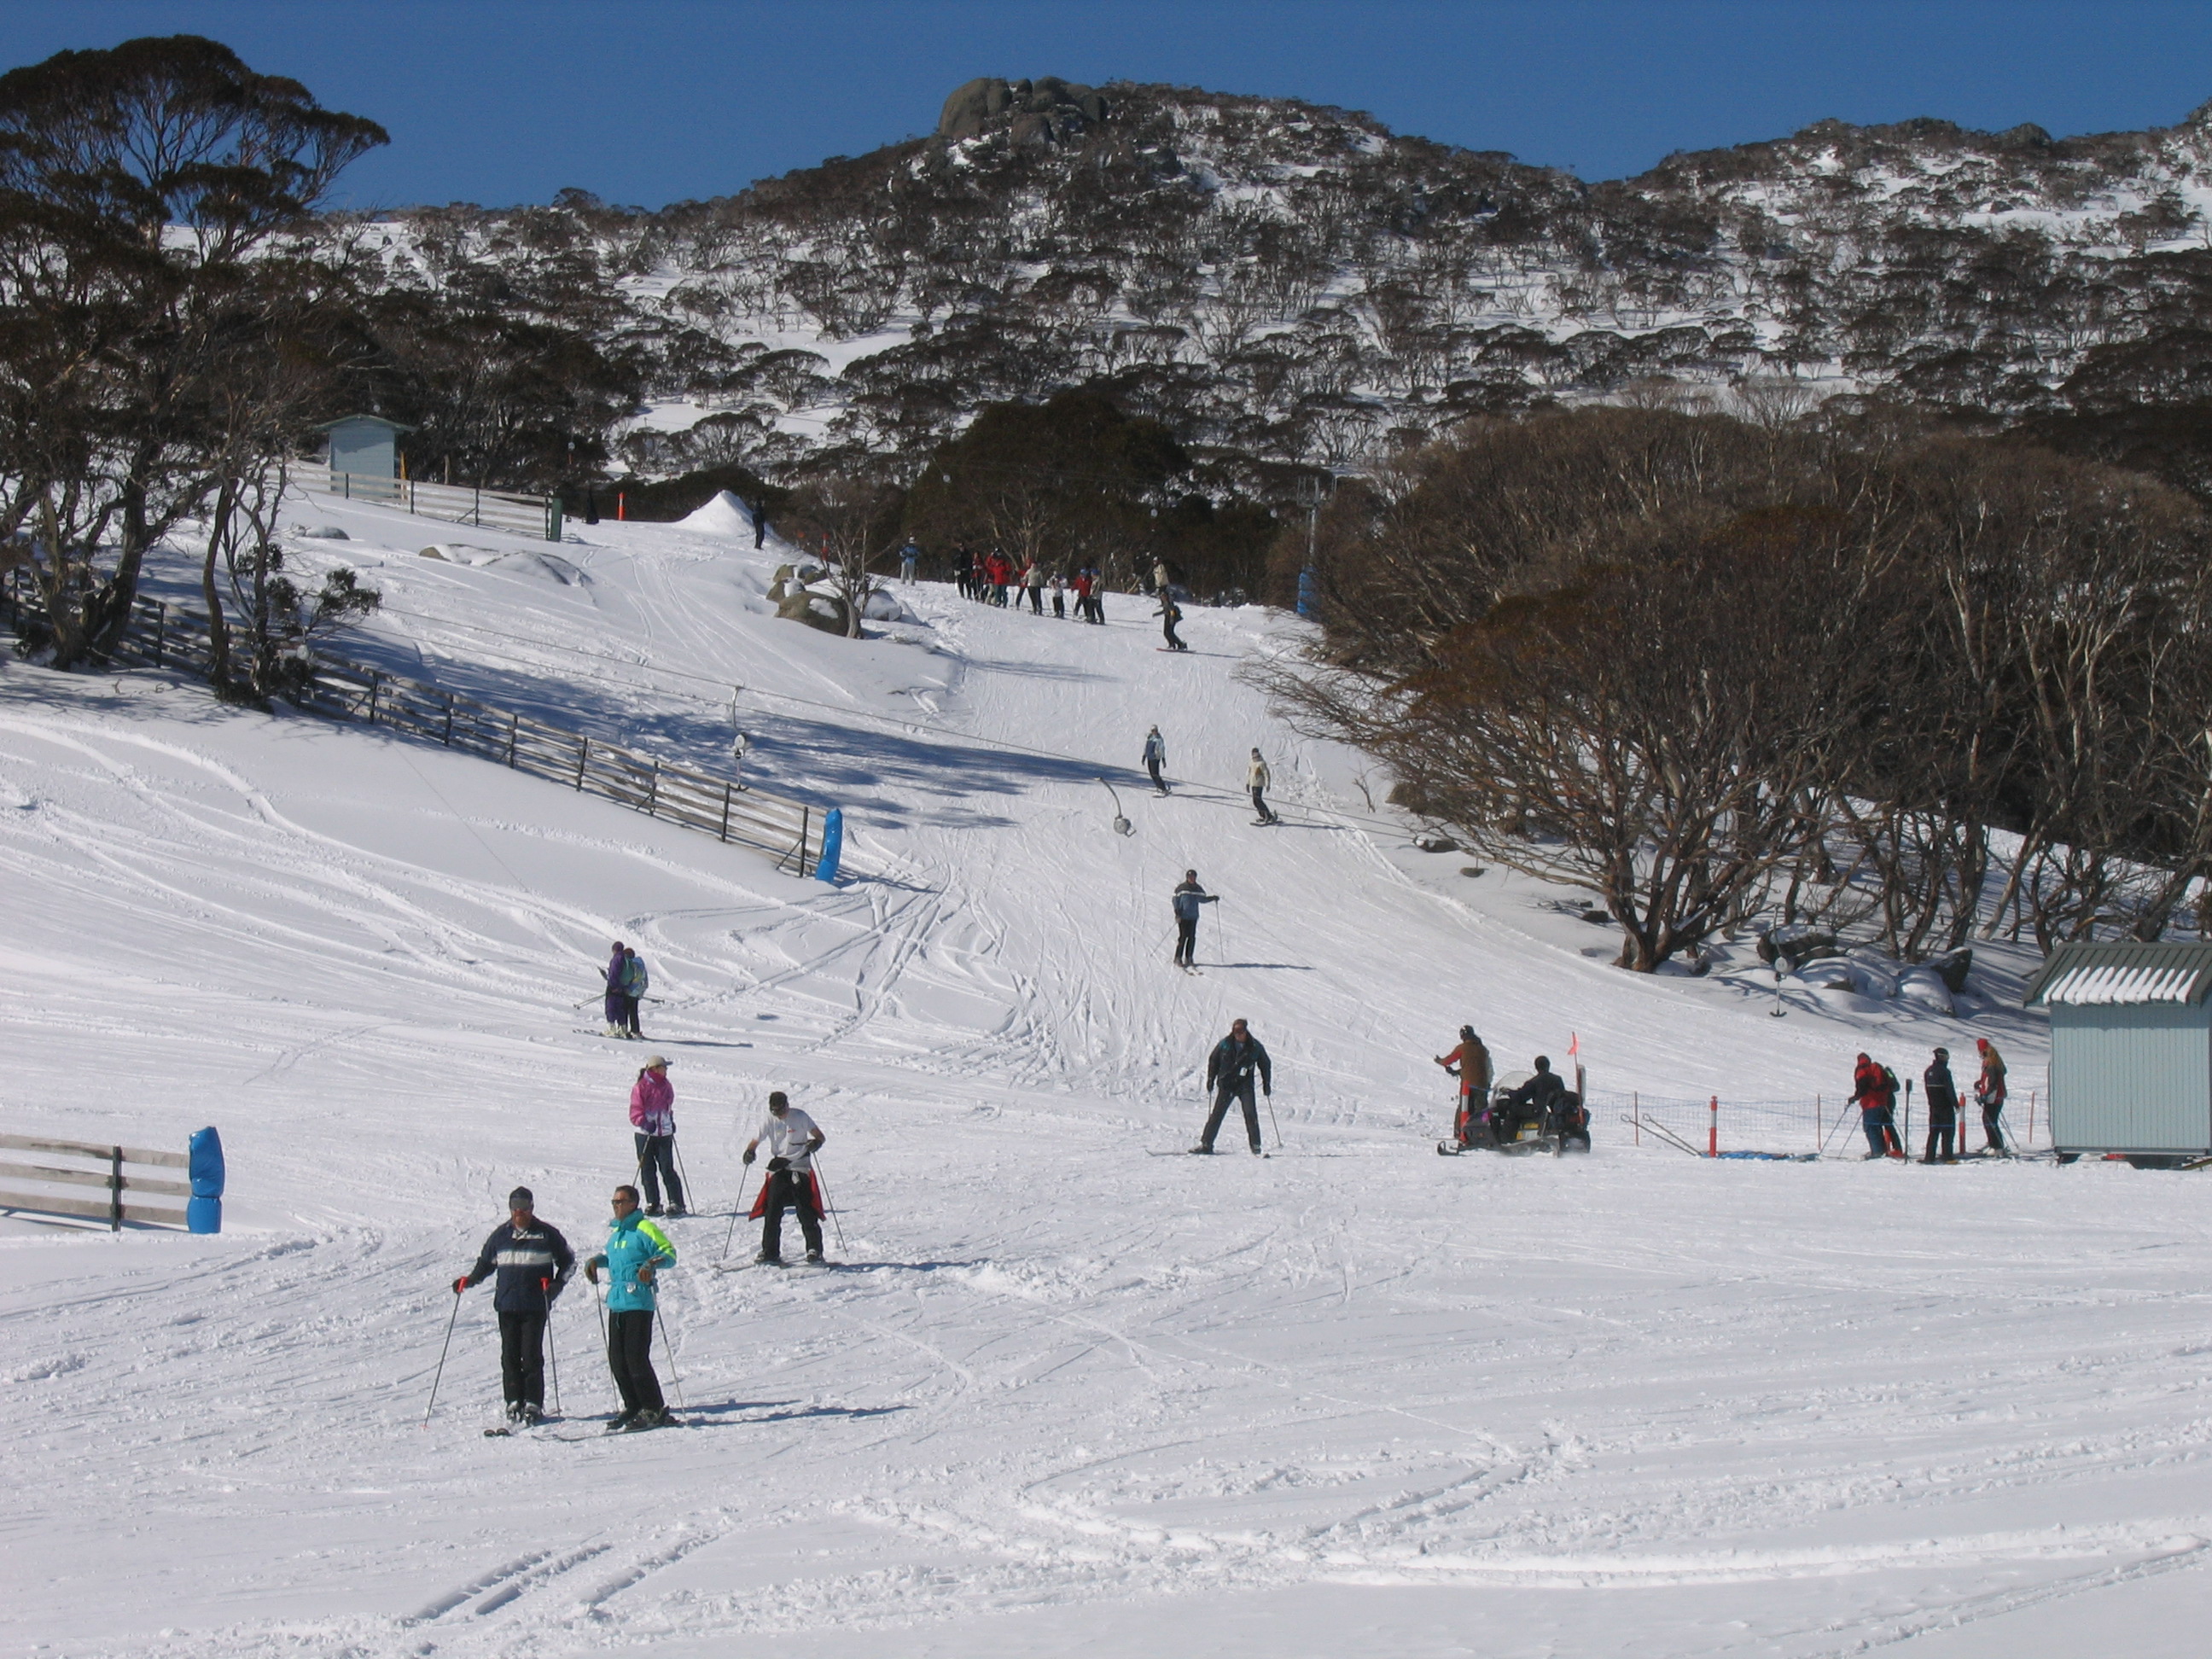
[0,1132,192,1230]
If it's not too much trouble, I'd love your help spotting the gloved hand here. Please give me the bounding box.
[585,1262,599,1285]
[452,1276,469,1295]
[637,1263,655,1284]
[742,1148,756,1166]
[767,1155,789,1173]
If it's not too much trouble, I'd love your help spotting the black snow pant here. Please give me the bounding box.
[1981,1103,2006,1152]
[1924,1115,1955,1162]
[1146,757,1166,792]
[634,1132,684,1212]
[1201,1083,1262,1152]
[760,1167,824,1260]
[623,993,643,1037]
[1174,916,1199,966]
[1162,616,1185,650]
[1249,786,1276,824]
[606,1309,664,1415]
[1052,593,1065,618]
[1027,585,1044,614]
[498,1310,548,1408]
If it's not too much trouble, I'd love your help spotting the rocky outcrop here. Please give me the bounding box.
[938,77,1107,145]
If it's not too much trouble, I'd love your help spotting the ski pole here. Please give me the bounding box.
[722,1166,760,1261]
[1264,1086,1284,1150]
[812,1159,847,1253]
[541,1278,562,1417]
[653,1296,684,1409]
[673,1138,700,1215]
[422,1285,463,1428]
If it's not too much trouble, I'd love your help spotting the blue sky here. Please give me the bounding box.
[15,2,2212,208]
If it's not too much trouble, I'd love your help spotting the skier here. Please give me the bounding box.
[899,538,921,584]
[629,1055,686,1217]
[1022,559,1045,614]
[749,498,768,550]
[453,1185,576,1429]
[1050,571,1067,619]
[1851,1052,1903,1158]
[1973,1038,2008,1152]
[583,1185,677,1431]
[620,946,649,1039]
[602,940,631,1039]
[1921,1046,1960,1163]
[1171,869,1217,968]
[1192,1017,1272,1154]
[1143,725,1169,795]
[1435,1026,1493,1145]
[1158,596,1187,651]
[1247,748,1279,824]
[741,1091,827,1263]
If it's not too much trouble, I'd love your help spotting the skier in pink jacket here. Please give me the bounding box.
[628,1056,685,1216]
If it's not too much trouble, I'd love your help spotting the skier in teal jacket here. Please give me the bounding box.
[584,1185,678,1429]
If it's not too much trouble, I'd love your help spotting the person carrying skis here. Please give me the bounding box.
[1193,1017,1272,1154]
[583,1185,677,1431]
[602,941,631,1039]
[1921,1047,1960,1163]
[1158,595,1187,651]
[453,1186,576,1429]
[629,1056,686,1217]
[1171,869,1217,968]
[1143,725,1169,795]
[1247,748,1279,824]
[1973,1038,2008,1152]
[741,1091,827,1263]
[1851,1052,1902,1158]
[1435,1027,1493,1144]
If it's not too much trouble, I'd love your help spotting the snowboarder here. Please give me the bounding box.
[1158,596,1187,651]
[1152,559,1173,597]
[1192,1017,1272,1154]
[1143,725,1168,795]
[583,1185,677,1431]
[1435,1026,1493,1144]
[1172,869,1217,968]
[1247,748,1278,824]
[1973,1038,2008,1152]
[1921,1047,1960,1163]
[453,1186,576,1429]
[899,539,921,584]
[1851,1052,1903,1158]
[629,1055,686,1217]
[741,1091,827,1263]
[602,940,631,1038]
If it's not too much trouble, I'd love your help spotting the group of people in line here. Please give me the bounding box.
[940,544,1108,622]
[450,1066,832,1433]
[1853,1040,2010,1160]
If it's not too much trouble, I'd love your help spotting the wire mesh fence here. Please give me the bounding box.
[1587,1085,2043,1160]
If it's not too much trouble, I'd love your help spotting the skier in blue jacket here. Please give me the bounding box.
[1171,870,1216,968]
[454,1186,575,1427]
[584,1185,678,1430]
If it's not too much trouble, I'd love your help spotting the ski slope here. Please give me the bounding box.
[1,494,2205,1659]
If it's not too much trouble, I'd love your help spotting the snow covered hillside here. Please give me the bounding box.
[3,494,2206,1659]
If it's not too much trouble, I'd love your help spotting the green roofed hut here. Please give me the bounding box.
[2022,940,2212,1166]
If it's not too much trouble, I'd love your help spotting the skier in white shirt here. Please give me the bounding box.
[741,1091,828,1264]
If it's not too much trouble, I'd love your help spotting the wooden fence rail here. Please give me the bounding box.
[3,580,830,877]
[290,463,562,542]
[0,1132,190,1229]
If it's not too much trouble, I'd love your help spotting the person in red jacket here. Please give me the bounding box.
[628,1056,686,1216]
[1850,1052,1902,1158]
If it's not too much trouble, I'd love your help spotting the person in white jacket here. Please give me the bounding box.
[1247,749,1278,824]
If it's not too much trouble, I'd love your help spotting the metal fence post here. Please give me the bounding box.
[800,806,812,877]
[366,672,381,725]
[575,736,588,790]
[154,602,166,667]
[442,692,455,746]
[109,1145,123,1231]
[719,781,732,842]
[508,713,519,768]
[646,760,659,817]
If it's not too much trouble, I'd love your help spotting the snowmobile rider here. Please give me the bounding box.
[1193,1017,1272,1154]
[742,1091,827,1264]
[1922,1047,1960,1163]
[1143,725,1169,794]
[583,1185,677,1431]
[453,1186,575,1428]
[629,1055,685,1217]
[1435,1027,1493,1144]
[1171,870,1217,969]
[1496,1055,1564,1139]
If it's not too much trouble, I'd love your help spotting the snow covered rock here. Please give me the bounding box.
[1898,967,1957,1015]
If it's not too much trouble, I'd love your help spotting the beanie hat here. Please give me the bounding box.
[508,1186,533,1210]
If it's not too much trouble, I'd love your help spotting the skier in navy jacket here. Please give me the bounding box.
[1193,1018,1272,1154]
[454,1187,576,1425]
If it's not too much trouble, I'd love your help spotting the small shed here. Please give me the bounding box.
[2022,940,2212,1161]
[315,413,414,480]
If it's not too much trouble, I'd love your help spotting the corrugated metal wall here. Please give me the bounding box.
[2049,1003,2212,1151]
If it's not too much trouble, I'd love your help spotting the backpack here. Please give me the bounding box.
[623,953,649,995]
[1879,1064,1899,1104]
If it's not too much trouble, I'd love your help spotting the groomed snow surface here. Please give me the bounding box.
[2,495,2203,1659]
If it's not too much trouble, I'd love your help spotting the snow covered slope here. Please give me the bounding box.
[3,497,2204,1659]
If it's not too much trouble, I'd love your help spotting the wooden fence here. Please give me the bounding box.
[0,1132,189,1229]
[291,463,562,542]
[4,581,830,877]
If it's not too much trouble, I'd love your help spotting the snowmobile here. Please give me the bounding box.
[1437,1068,1592,1156]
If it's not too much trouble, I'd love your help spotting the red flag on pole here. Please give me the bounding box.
[1566,1031,1580,1057]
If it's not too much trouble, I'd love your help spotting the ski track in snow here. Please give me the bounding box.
[2,495,2207,1658]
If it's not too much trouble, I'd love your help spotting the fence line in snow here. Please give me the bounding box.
[0,1132,190,1230]
[290,463,562,542]
[1592,1086,2041,1157]
[2,579,834,880]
